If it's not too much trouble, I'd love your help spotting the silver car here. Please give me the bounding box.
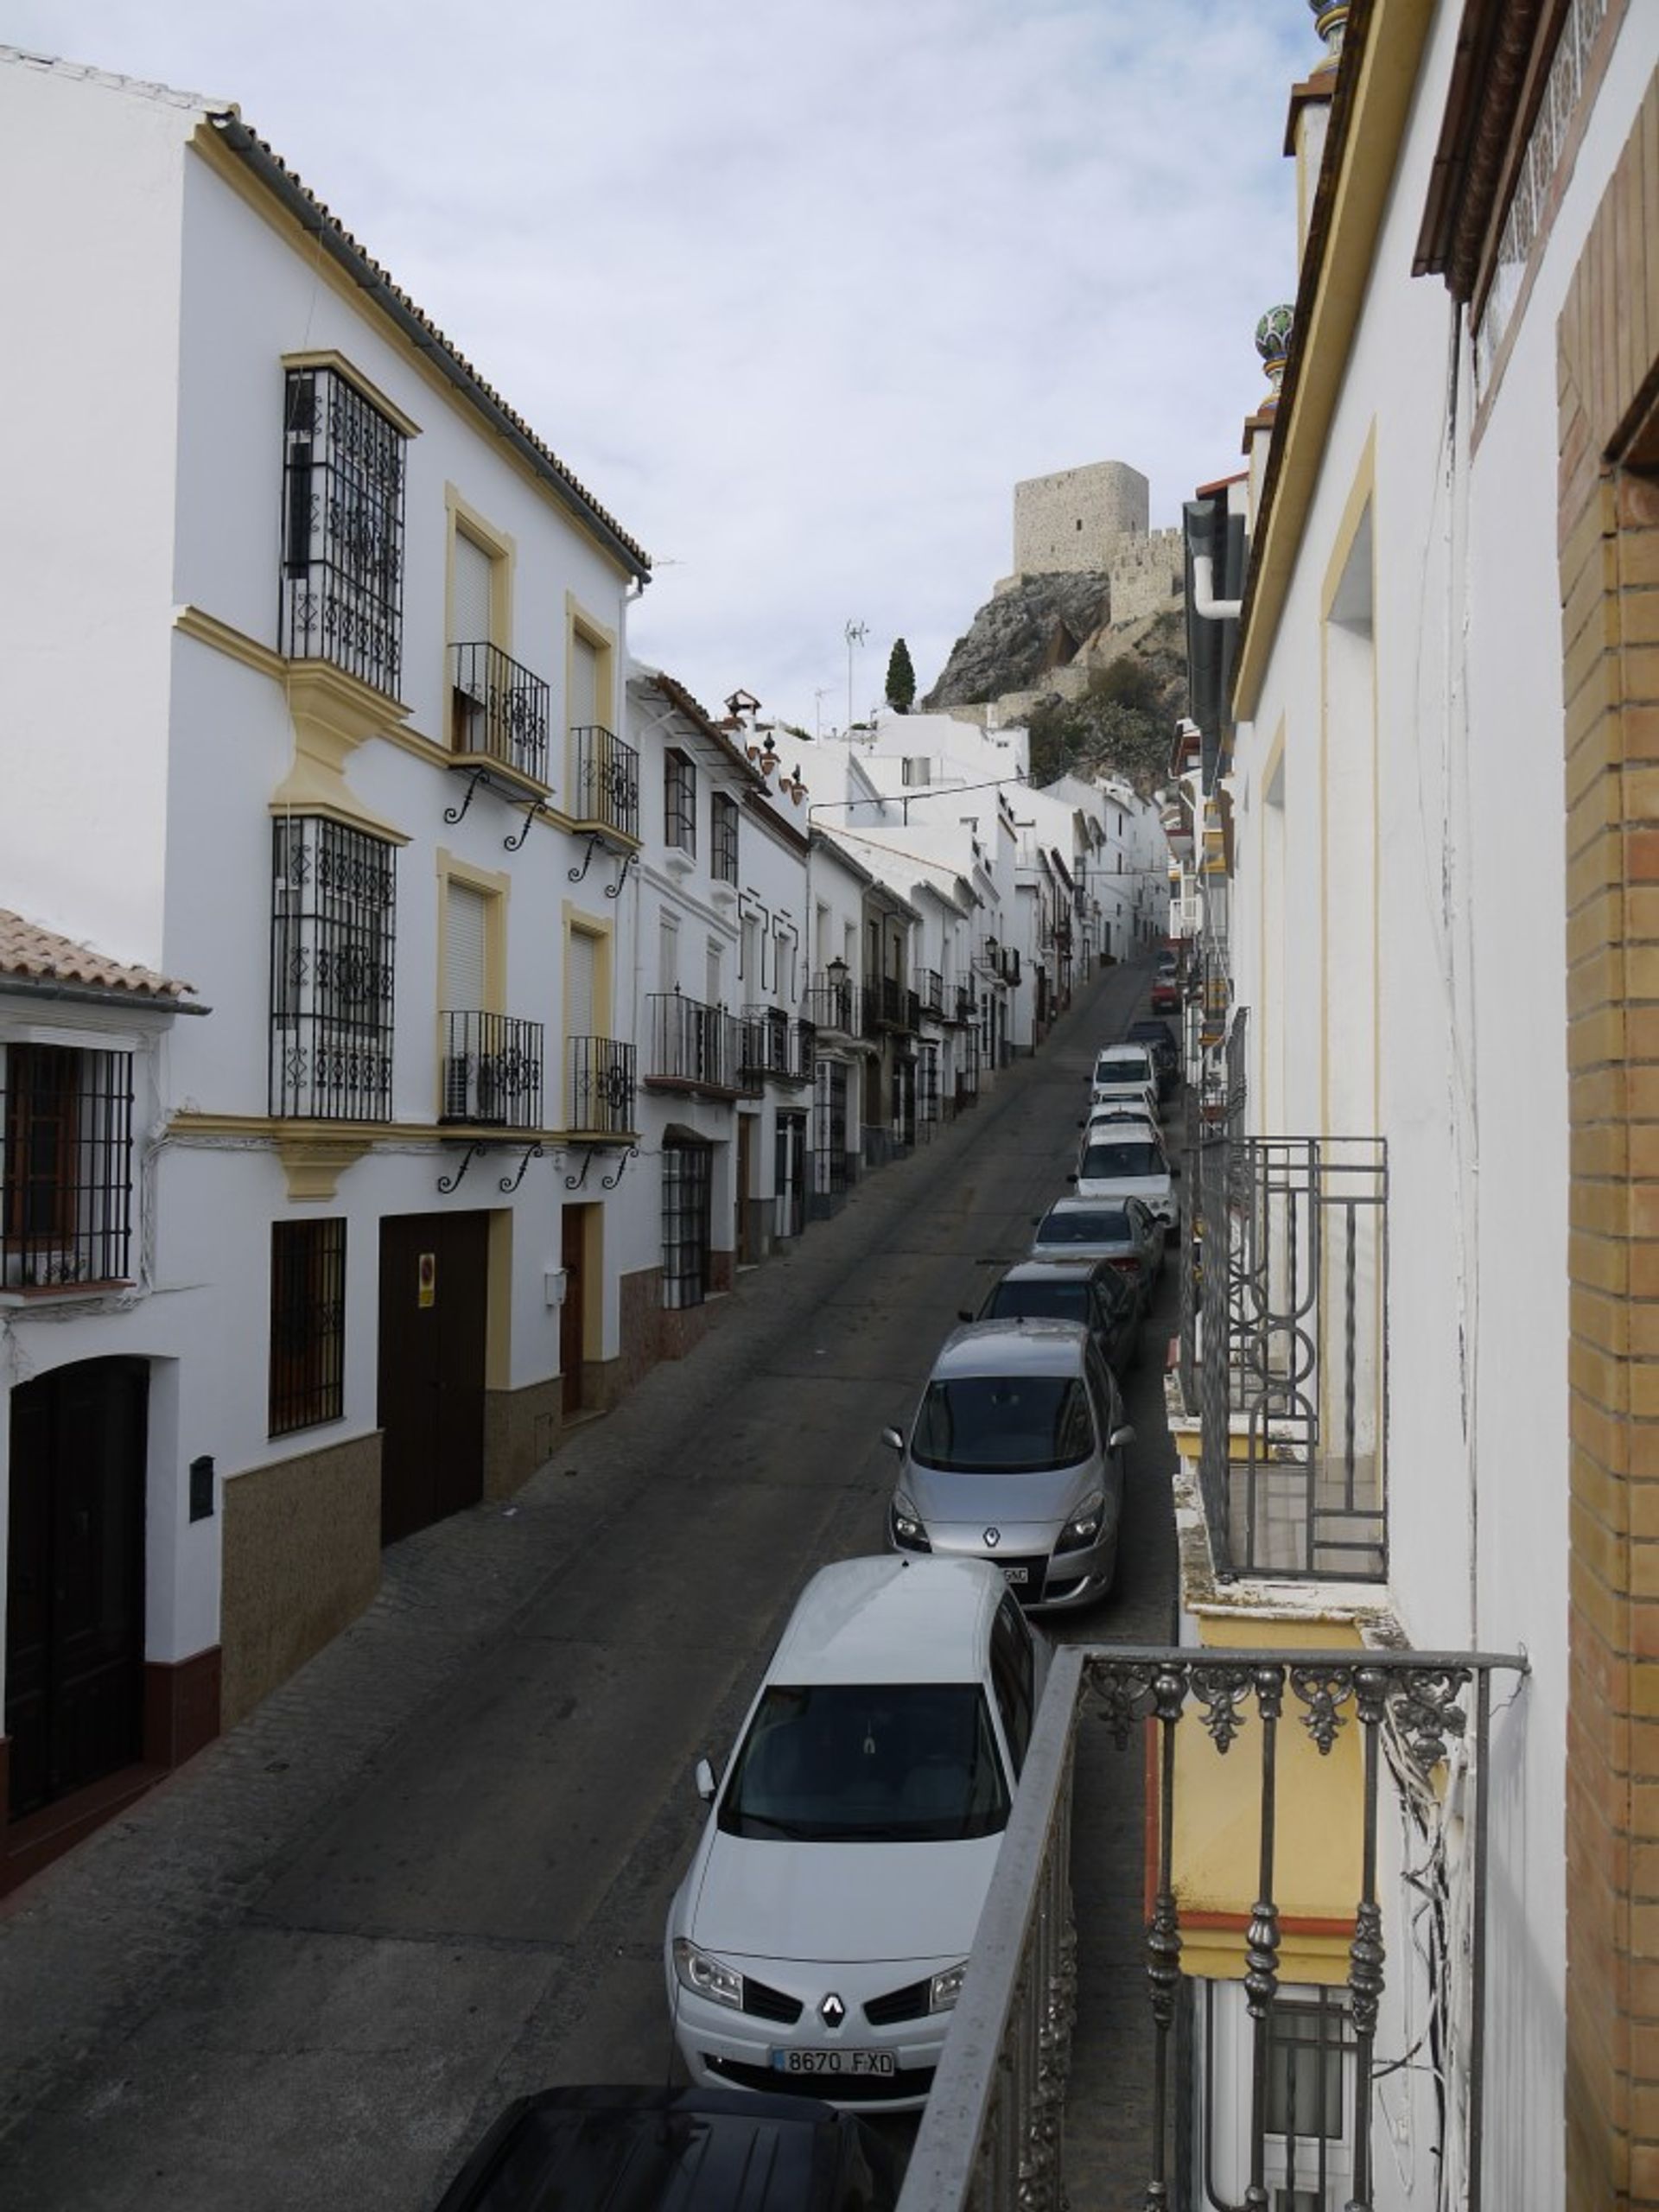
[1030,1194,1166,1312]
[881,1319,1134,1611]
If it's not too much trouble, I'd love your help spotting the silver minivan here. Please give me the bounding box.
[882,1319,1134,1611]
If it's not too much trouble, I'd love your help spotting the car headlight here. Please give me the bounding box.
[930,1961,971,2012]
[1057,1491,1106,1554]
[672,1937,742,2011]
[890,1491,931,1553]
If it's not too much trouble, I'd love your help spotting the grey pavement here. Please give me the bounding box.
[0,958,1176,2210]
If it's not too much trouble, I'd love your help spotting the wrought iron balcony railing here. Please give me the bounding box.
[569,724,641,843]
[0,1044,135,1291]
[439,1011,544,1129]
[738,1007,815,1085]
[921,968,945,1016]
[1186,1133,1389,1582]
[449,642,550,786]
[899,1642,1526,2212]
[567,1036,635,1135]
[645,993,741,1095]
[951,982,977,1027]
[863,976,921,1035]
[803,973,857,1035]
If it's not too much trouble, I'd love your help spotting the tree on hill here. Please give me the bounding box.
[885,637,917,714]
[1025,609,1186,793]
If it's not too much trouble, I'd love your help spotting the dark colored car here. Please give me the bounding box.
[963,1255,1141,1373]
[431,2084,902,2212]
[1126,1019,1179,1097]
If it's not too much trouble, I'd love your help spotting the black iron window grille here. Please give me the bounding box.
[662,1137,712,1309]
[812,1058,849,1197]
[804,971,857,1033]
[711,792,740,886]
[664,747,697,856]
[570,725,640,841]
[918,1043,941,1124]
[440,1011,544,1128]
[270,817,396,1122]
[269,1217,346,1436]
[449,643,550,785]
[568,1036,635,1135]
[738,1008,814,1085]
[0,1043,134,1290]
[645,993,739,1094]
[281,366,406,698]
[1197,1133,1389,1583]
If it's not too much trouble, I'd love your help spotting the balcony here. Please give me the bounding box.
[567,1036,635,1135]
[439,1011,544,1129]
[738,1007,815,1087]
[921,968,945,1017]
[863,976,921,1036]
[1177,1135,1389,1583]
[645,993,741,1097]
[898,1640,1524,2210]
[569,724,641,844]
[449,642,550,789]
[0,1043,134,1292]
[950,982,977,1027]
[803,971,858,1037]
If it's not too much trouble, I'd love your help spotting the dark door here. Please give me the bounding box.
[6,1357,148,1820]
[560,1206,586,1417]
[377,1211,488,1547]
[735,1116,756,1265]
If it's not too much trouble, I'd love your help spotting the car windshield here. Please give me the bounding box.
[912,1374,1095,1473]
[719,1682,1011,1842]
[1094,1058,1147,1084]
[1081,1143,1163,1179]
[1037,1208,1132,1244]
[982,1278,1089,1327]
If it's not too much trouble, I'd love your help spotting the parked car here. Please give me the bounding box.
[1030,1195,1166,1300]
[1071,1134,1179,1230]
[882,1319,1134,1611]
[962,1255,1141,1374]
[1125,1019,1179,1098]
[1089,1044,1160,1116]
[1149,974,1180,1014]
[431,2084,903,2211]
[1079,1103,1166,1153]
[666,1555,1049,2114]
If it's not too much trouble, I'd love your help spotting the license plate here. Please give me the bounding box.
[1001,1565,1029,1585]
[772,2048,896,2077]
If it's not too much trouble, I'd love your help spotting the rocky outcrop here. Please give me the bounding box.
[922,571,1111,710]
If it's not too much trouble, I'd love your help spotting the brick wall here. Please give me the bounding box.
[1557,66,1659,2212]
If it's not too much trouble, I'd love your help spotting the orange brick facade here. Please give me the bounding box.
[1559,65,1659,2212]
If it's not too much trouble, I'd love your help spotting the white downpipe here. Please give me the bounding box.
[1192,554,1241,621]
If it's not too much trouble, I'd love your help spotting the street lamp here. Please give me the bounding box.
[843,620,868,734]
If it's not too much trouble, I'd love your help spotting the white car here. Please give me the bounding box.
[1089,1044,1159,1117]
[1071,1131,1178,1229]
[665,1555,1048,2113]
[1080,1103,1165,1153]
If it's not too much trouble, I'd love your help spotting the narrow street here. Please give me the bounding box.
[0,958,1176,2212]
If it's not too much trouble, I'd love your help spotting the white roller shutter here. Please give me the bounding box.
[453,533,493,645]
[570,633,600,728]
[445,881,488,1010]
[567,930,597,1039]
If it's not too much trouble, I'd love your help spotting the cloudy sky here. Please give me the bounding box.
[12,0,1312,728]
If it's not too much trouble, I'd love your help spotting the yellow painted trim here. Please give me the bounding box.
[1316,428,1376,1139]
[275,1133,372,1201]
[565,591,619,759]
[280,348,423,440]
[175,605,285,681]
[1258,718,1286,1121]
[1184,1928,1355,1985]
[1232,0,1433,723]
[191,128,638,580]
[486,1208,512,1392]
[1318,425,1377,622]
[270,661,413,843]
[562,902,616,1041]
[171,1109,575,1145]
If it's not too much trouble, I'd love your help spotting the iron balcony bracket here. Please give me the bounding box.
[504,797,548,853]
[602,1142,639,1189]
[563,1147,594,1192]
[564,1140,639,1192]
[606,849,637,899]
[568,831,601,887]
[499,1141,543,1193]
[437,1140,486,1194]
[443,765,492,828]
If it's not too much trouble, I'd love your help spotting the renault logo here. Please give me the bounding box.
[820,1993,846,2030]
[983,1527,1001,1548]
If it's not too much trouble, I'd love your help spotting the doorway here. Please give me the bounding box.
[6,1357,148,1821]
[561,1205,589,1417]
[377,1211,487,1546]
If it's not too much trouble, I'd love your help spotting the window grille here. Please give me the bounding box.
[662,1138,712,1308]
[269,1217,346,1435]
[813,1059,849,1196]
[664,748,697,855]
[270,817,397,1121]
[0,1043,134,1289]
[281,366,406,697]
[712,793,740,886]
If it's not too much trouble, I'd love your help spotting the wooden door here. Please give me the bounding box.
[377,1212,487,1546]
[560,1206,586,1416]
[6,1357,148,1819]
[736,1116,755,1265]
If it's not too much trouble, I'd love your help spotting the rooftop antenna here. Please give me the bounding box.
[814,686,832,740]
[843,620,868,736]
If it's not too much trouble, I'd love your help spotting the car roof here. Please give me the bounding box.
[994,1257,1110,1287]
[931,1317,1090,1379]
[769,1555,1007,1685]
[1039,1194,1135,1218]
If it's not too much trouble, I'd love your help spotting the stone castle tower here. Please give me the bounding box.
[1011,459,1148,576]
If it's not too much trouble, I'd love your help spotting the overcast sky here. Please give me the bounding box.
[12,0,1313,729]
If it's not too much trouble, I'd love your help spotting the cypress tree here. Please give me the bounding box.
[885,637,917,714]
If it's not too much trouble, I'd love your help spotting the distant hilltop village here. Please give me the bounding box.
[925,456,1184,720]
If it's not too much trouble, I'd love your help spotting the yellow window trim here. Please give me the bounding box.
[280,348,423,440]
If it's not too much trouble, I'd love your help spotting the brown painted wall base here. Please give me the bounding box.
[143,1646,221,1770]
[619,1266,732,1379]
[219,1431,381,1732]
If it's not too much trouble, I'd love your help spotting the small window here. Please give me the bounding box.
[711,791,739,885]
[665,748,697,855]
[989,1598,1036,1774]
[662,1137,712,1309]
[269,1218,346,1434]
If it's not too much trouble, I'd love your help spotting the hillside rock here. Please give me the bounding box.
[922,571,1112,709]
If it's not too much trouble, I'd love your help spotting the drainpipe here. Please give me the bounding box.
[1191,555,1242,622]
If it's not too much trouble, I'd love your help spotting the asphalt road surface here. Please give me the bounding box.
[0,957,1176,2211]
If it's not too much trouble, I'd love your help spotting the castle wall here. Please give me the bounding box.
[1013,460,1147,577]
[1107,525,1185,625]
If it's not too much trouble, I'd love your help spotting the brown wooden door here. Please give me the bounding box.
[560,1207,585,1417]
[377,1212,487,1547]
[6,1357,148,1820]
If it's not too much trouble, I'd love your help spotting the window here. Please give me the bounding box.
[271,817,397,1121]
[662,1137,713,1309]
[665,748,697,855]
[813,1058,849,1197]
[281,365,407,697]
[989,1597,1035,1774]
[901,757,931,786]
[711,792,739,886]
[741,914,759,987]
[1,1043,134,1289]
[269,1218,346,1435]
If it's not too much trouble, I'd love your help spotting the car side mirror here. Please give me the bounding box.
[1065,1172,1077,1184]
[695,1757,718,1802]
[1109,1424,1136,1452]
[880,1425,905,1452]
[957,1308,974,1324]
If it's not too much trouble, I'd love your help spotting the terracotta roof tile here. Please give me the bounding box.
[0,911,197,1001]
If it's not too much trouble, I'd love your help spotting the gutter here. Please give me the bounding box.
[1,976,211,1015]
